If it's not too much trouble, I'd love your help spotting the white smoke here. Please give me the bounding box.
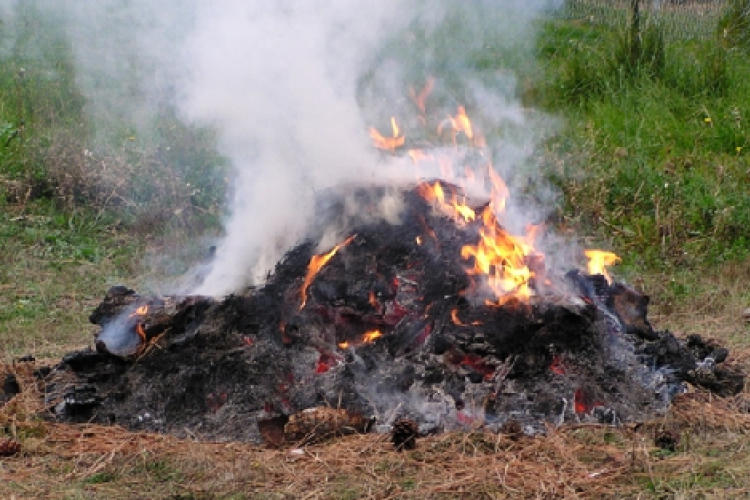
[181,0,559,295]
[0,0,564,296]
[181,1,412,294]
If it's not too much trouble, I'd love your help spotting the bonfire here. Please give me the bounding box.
[29,99,742,447]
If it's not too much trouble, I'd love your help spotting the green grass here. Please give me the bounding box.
[534,16,750,269]
[0,201,143,357]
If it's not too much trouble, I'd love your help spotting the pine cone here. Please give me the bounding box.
[391,418,419,451]
[0,438,21,457]
[654,430,679,452]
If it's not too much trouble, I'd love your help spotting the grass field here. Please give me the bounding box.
[2,2,750,498]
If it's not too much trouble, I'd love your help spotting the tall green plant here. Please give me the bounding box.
[615,13,666,80]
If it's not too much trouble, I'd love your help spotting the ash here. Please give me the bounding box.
[43,184,743,444]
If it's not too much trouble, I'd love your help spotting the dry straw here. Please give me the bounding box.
[3,362,750,499]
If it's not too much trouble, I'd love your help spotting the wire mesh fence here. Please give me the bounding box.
[556,0,730,40]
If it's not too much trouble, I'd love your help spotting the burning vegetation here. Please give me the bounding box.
[28,101,744,446]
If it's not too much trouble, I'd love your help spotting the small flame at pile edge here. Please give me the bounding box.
[584,250,621,284]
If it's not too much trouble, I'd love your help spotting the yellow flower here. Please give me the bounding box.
[704,117,712,123]
[737,146,743,153]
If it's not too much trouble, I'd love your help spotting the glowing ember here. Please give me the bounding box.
[370,116,405,152]
[315,352,337,373]
[362,330,382,343]
[131,305,148,317]
[337,341,350,350]
[300,235,355,309]
[549,355,566,375]
[573,389,602,415]
[584,250,620,284]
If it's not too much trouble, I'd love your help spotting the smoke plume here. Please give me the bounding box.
[0,0,561,296]
[183,1,411,294]
[182,0,558,295]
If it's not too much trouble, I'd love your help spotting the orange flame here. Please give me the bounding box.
[135,323,147,342]
[438,106,474,144]
[418,181,476,225]
[584,250,620,284]
[451,308,465,325]
[300,235,356,309]
[337,331,382,349]
[362,330,383,343]
[488,165,509,208]
[369,98,547,307]
[461,207,540,306]
[370,116,405,152]
[416,163,543,306]
[131,305,148,317]
[409,76,434,116]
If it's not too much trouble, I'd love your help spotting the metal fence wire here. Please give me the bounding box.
[557,0,734,41]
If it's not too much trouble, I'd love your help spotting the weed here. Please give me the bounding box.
[718,0,750,50]
[143,458,183,482]
[84,471,118,484]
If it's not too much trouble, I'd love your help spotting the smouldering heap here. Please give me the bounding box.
[45,76,744,446]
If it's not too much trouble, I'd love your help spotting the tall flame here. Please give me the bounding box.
[370,101,548,307]
[135,323,147,342]
[409,76,434,116]
[584,250,620,284]
[300,235,356,308]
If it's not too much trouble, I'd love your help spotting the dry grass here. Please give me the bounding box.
[2,394,750,499]
[40,134,215,233]
[634,259,750,365]
[4,350,750,498]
